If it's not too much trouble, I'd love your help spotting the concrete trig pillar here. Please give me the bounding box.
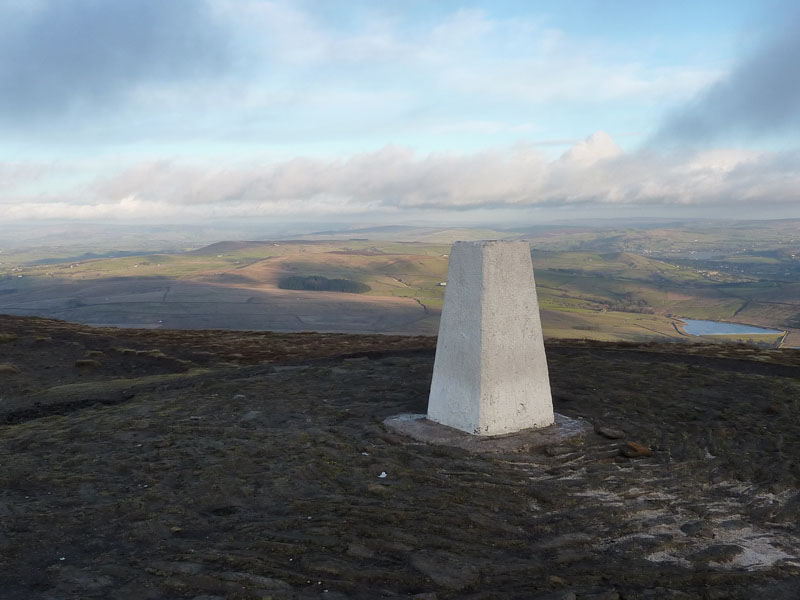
[427,240,554,435]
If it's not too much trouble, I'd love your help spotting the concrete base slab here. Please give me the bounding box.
[383,413,592,454]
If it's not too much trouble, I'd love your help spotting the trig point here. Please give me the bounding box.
[427,240,554,435]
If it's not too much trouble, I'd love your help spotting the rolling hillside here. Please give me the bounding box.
[2,228,800,344]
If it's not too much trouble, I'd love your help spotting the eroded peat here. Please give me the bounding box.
[1,316,800,599]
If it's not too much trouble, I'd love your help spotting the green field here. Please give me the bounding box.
[2,221,800,344]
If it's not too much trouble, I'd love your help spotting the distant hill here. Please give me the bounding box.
[295,225,521,243]
[3,220,800,345]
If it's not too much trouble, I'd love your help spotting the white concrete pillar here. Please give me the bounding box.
[427,240,553,435]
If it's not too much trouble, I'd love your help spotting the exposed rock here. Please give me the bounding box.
[410,550,479,591]
[319,592,350,600]
[217,571,292,590]
[535,533,593,550]
[680,520,714,538]
[621,441,653,458]
[346,543,376,559]
[74,358,102,369]
[690,544,745,565]
[367,483,391,495]
[534,591,577,600]
[596,426,625,439]
[583,592,620,600]
[545,445,577,457]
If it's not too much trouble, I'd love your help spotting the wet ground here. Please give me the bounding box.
[2,315,800,599]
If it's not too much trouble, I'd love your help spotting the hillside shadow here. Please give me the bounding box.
[0,274,438,334]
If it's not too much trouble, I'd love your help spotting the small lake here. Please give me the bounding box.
[680,318,784,337]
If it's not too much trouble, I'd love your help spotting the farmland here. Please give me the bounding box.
[1,220,800,344]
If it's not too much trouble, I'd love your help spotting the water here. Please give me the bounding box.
[680,318,783,336]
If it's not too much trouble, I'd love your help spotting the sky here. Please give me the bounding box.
[1,0,799,229]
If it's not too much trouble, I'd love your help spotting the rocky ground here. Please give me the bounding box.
[2,314,800,599]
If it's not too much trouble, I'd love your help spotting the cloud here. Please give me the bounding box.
[0,0,723,145]
[0,161,52,190]
[5,133,799,222]
[559,131,623,166]
[0,0,229,124]
[654,8,800,144]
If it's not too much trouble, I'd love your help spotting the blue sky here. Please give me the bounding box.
[1,0,799,226]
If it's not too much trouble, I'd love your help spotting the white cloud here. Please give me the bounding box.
[0,162,51,190]
[560,131,623,166]
[0,0,724,144]
[5,133,798,222]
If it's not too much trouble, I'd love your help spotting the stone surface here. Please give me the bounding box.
[621,441,654,458]
[690,544,745,565]
[534,591,577,600]
[596,426,625,439]
[383,413,591,454]
[410,549,479,590]
[427,240,554,435]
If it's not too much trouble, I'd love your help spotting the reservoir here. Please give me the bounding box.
[680,318,784,336]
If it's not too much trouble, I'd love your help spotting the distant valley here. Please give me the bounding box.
[1,219,800,346]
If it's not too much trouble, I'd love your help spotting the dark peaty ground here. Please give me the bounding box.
[1,315,800,599]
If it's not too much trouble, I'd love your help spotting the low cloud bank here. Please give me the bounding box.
[3,134,799,222]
